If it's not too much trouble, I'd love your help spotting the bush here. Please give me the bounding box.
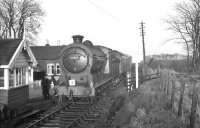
[142,108,184,128]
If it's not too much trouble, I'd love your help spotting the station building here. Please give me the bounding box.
[0,39,37,107]
[30,45,65,81]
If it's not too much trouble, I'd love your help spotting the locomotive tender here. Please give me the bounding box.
[59,35,132,97]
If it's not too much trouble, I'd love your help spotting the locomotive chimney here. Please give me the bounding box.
[72,35,84,43]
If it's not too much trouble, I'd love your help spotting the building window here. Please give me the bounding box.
[16,68,21,86]
[15,67,26,86]
[22,67,26,85]
[56,63,61,75]
[9,69,14,87]
[47,63,55,75]
[0,68,4,87]
[47,63,61,75]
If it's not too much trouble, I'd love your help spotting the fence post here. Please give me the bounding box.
[159,70,163,91]
[190,80,198,128]
[170,75,176,112]
[178,78,185,117]
[166,71,170,95]
[163,71,167,93]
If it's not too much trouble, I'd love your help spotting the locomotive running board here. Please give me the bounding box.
[95,77,113,88]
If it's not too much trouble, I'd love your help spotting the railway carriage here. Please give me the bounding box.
[112,50,132,75]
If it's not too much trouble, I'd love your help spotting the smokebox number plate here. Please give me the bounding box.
[69,79,76,86]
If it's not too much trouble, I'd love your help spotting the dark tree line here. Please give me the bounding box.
[167,0,200,72]
[0,0,44,42]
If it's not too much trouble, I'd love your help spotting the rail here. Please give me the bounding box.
[132,72,160,84]
[25,103,72,128]
[143,73,160,81]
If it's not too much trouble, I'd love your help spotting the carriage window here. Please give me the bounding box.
[0,68,4,87]
[56,63,61,75]
[47,63,55,75]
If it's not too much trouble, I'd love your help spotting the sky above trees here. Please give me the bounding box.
[38,0,184,62]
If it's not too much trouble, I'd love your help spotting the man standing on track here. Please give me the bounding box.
[41,72,50,100]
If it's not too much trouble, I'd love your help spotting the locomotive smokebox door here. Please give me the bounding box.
[69,79,76,86]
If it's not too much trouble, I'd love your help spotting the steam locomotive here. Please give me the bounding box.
[59,35,132,97]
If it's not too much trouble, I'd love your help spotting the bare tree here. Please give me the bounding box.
[0,0,16,38]
[166,0,200,72]
[0,0,44,42]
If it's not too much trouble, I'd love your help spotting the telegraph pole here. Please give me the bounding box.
[140,21,146,77]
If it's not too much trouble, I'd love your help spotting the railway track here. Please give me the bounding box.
[21,80,114,128]
[14,74,160,128]
[23,97,108,128]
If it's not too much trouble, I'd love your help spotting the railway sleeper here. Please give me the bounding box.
[70,105,90,109]
[60,118,80,123]
[55,115,78,119]
[58,115,80,119]
[59,111,85,115]
[59,114,82,118]
[39,122,60,127]
[80,114,98,123]
[71,102,90,105]
[73,102,90,105]
[47,118,73,125]
[59,111,84,115]
[50,121,75,126]
[65,109,88,113]
[85,113,100,120]
[68,105,89,108]
[68,107,89,111]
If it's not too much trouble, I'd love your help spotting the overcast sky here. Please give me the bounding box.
[37,0,184,62]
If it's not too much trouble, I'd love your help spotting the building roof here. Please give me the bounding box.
[31,46,65,60]
[0,39,21,65]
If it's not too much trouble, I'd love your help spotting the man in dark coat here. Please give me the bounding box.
[41,73,50,100]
